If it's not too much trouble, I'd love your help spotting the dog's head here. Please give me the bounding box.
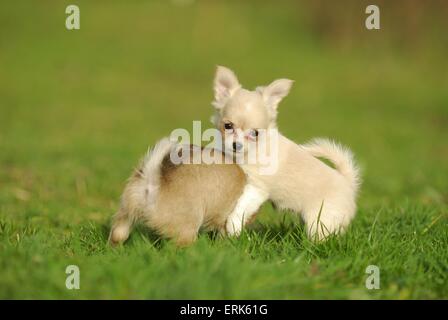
[211,66,293,155]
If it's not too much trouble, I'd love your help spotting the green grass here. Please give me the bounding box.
[0,1,447,299]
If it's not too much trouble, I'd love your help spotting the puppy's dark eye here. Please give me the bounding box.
[224,123,233,130]
[249,129,259,138]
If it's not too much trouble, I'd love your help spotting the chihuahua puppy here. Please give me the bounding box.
[109,138,247,246]
[211,66,361,240]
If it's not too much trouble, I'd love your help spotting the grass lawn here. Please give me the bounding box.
[0,1,447,299]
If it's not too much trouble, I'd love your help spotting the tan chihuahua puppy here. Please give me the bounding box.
[109,139,247,246]
[211,66,361,240]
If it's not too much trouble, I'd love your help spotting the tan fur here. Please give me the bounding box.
[109,143,246,247]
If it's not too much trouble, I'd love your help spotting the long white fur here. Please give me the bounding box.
[215,66,361,241]
[300,138,361,190]
[139,137,176,210]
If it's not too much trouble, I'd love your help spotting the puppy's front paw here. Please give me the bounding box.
[225,215,243,236]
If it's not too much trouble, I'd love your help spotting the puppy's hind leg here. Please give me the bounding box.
[109,207,135,245]
[303,202,349,242]
[173,228,198,247]
[147,213,201,248]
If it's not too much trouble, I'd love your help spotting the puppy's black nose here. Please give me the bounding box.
[232,142,243,152]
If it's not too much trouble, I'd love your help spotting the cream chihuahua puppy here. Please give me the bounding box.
[212,66,361,240]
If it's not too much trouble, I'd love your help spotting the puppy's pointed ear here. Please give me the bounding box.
[213,66,241,108]
[260,79,294,111]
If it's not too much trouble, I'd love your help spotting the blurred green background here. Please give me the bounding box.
[0,1,447,299]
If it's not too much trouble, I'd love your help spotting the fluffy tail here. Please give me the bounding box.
[138,137,177,207]
[109,137,176,245]
[302,138,361,193]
